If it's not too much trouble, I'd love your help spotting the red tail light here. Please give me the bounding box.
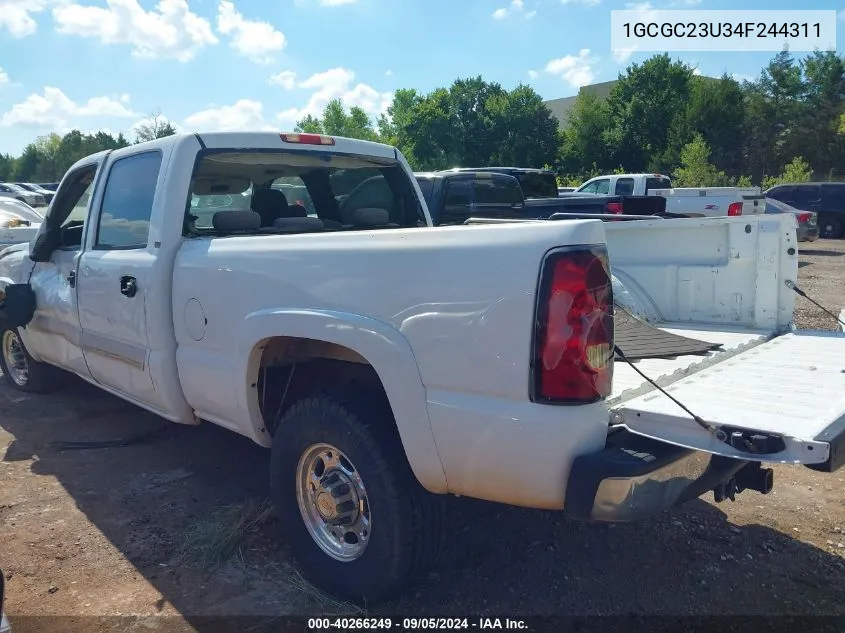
[605,202,623,215]
[531,246,614,404]
[797,212,811,223]
[727,202,742,216]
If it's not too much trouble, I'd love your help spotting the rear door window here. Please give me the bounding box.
[440,179,473,225]
[517,173,558,199]
[472,177,523,207]
[794,184,821,209]
[645,177,671,192]
[615,178,635,196]
[415,178,434,206]
[820,184,845,211]
[592,178,610,194]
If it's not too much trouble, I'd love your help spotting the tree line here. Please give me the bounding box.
[2,50,843,189]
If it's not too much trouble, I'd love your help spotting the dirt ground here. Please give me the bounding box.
[1,239,844,632]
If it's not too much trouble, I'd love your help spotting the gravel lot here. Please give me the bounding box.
[1,239,844,632]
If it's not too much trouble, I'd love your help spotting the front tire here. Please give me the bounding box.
[270,392,442,605]
[0,328,63,393]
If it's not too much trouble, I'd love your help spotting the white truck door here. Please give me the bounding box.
[76,150,165,411]
[24,164,100,377]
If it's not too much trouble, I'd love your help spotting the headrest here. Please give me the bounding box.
[345,207,390,227]
[251,188,288,215]
[212,210,261,233]
[273,217,324,233]
[285,203,308,218]
[192,176,250,196]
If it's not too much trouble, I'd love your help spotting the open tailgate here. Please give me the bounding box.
[611,330,845,471]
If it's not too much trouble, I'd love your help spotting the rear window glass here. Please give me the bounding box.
[186,151,424,235]
[516,172,557,199]
[415,178,434,205]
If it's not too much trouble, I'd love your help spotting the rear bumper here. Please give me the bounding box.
[563,430,749,522]
[798,225,819,241]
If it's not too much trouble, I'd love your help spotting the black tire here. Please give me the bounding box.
[0,328,64,393]
[819,214,844,239]
[270,392,443,605]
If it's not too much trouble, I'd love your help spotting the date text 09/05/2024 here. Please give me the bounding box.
[621,22,821,39]
[307,617,528,630]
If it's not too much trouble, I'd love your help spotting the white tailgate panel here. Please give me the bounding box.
[613,330,845,465]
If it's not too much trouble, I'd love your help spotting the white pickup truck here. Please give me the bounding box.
[575,173,764,218]
[0,132,843,605]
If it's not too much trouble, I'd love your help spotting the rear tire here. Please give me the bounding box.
[819,214,843,239]
[270,391,442,605]
[0,328,64,393]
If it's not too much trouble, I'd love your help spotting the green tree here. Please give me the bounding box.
[673,134,731,187]
[761,156,813,189]
[134,110,178,143]
[604,54,695,171]
[558,91,612,174]
[294,99,380,142]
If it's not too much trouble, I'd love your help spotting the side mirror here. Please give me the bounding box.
[30,228,60,262]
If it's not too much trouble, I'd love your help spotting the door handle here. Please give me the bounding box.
[67,270,76,288]
[120,275,137,298]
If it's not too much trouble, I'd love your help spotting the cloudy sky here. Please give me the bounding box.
[0,0,842,155]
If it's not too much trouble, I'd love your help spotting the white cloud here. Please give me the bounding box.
[527,69,539,79]
[276,67,392,126]
[216,0,286,64]
[0,87,138,128]
[732,73,754,83]
[692,67,702,76]
[183,99,275,132]
[0,68,8,86]
[52,0,218,62]
[0,0,55,38]
[318,0,358,5]
[560,0,601,6]
[625,1,652,8]
[268,70,297,89]
[492,0,535,20]
[385,69,393,76]
[544,49,597,88]
[612,47,636,64]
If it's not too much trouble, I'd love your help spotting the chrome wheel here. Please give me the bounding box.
[2,330,29,387]
[296,443,371,562]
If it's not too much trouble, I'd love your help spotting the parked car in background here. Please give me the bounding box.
[414,170,667,225]
[0,183,45,207]
[558,186,576,194]
[447,167,559,199]
[12,182,55,204]
[0,199,43,248]
[37,182,60,191]
[764,198,818,242]
[571,173,764,218]
[0,198,44,224]
[764,182,845,239]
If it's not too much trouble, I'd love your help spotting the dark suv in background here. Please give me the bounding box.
[764,182,845,239]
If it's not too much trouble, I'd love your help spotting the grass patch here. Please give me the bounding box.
[177,498,273,570]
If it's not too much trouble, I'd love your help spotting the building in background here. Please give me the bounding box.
[544,76,718,128]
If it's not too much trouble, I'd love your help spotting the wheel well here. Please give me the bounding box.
[255,337,389,437]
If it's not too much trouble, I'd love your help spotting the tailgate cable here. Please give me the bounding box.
[784,279,845,329]
[613,344,718,435]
